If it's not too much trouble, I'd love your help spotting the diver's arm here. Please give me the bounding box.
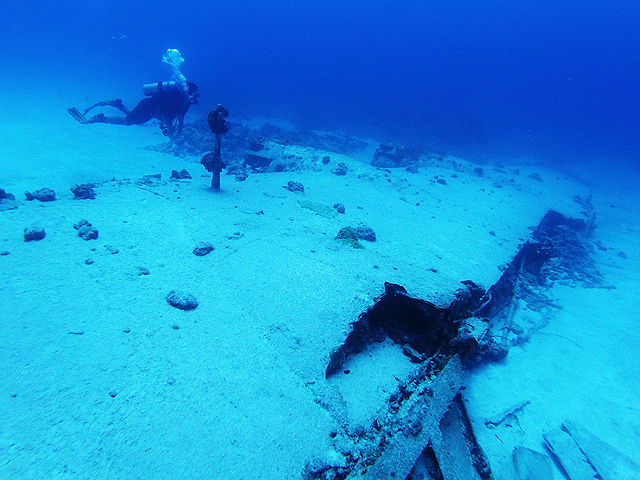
[161,113,184,139]
[175,114,185,136]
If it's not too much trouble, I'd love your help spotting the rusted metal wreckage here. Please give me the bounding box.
[304,203,640,480]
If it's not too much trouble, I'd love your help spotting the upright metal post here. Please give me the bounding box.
[201,105,229,191]
[212,133,222,190]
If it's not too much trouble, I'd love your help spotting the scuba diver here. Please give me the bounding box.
[67,81,199,139]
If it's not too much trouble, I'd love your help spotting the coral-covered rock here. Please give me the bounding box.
[71,184,97,199]
[25,188,56,202]
[355,225,376,242]
[74,219,99,240]
[24,225,45,242]
[166,290,198,310]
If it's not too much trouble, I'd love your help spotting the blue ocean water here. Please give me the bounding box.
[4,0,639,171]
[2,4,640,478]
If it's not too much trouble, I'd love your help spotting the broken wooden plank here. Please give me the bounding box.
[431,396,489,480]
[512,446,554,480]
[544,427,598,480]
[562,420,640,480]
[346,355,464,479]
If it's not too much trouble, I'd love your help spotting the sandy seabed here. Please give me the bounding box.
[1,101,639,479]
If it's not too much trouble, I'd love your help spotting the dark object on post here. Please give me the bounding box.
[207,105,229,135]
[201,153,226,190]
[201,105,229,191]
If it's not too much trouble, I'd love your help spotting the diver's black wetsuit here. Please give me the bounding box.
[126,89,193,128]
[69,82,199,138]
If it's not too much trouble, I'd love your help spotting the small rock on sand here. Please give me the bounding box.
[166,290,199,310]
[193,242,215,256]
[24,225,46,242]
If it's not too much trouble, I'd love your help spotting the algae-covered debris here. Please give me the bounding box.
[335,226,364,249]
[298,200,337,218]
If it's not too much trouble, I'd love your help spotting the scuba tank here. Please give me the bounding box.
[142,81,181,96]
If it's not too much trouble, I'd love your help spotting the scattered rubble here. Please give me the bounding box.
[74,219,99,240]
[71,183,97,199]
[25,188,55,202]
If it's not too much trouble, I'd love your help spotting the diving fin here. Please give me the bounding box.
[67,107,89,124]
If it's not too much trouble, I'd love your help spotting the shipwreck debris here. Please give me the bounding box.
[512,447,553,480]
[326,206,603,374]
[544,420,640,480]
[475,206,604,352]
[307,204,605,479]
[484,400,530,429]
[326,280,488,378]
[307,357,492,480]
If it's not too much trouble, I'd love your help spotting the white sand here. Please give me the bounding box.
[1,102,639,479]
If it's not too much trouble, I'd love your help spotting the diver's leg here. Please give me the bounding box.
[84,99,131,115]
[86,114,129,125]
[125,98,154,125]
[165,115,184,139]
[85,98,153,125]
